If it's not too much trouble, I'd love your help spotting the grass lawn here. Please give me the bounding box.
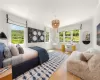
[11,30,24,44]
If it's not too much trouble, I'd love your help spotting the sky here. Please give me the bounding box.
[11,24,24,30]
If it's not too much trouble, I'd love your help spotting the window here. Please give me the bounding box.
[65,31,71,42]
[59,30,80,43]
[46,32,49,42]
[11,24,24,44]
[72,30,80,43]
[59,32,64,42]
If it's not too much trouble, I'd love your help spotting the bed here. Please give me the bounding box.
[2,46,49,79]
[12,46,49,79]
[12,48,40,78]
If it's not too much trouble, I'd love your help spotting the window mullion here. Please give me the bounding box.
[71,30,73,42]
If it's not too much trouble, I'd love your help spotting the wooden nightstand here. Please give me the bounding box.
[0,65,12,80]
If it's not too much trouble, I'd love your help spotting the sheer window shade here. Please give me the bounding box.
[6,14,27,27]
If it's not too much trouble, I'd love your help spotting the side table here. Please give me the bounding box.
[0,65,12,80]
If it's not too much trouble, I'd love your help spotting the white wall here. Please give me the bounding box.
[79,19,93,51]
[26,21,52,49]
[0,10,52,49]
[93,1,100,49]
[57,19,93,51]
[0,9,94,51]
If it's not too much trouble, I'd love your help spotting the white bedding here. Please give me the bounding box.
[22,48,38,62]
[3,48,38,67]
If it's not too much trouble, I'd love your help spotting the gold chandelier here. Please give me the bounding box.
[52,19,60,28]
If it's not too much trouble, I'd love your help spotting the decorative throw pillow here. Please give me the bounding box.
[80,53,87,62]
[83,52,93,61]
[8,44,19,56]
[16,44,24,54]
[4,47,12,58]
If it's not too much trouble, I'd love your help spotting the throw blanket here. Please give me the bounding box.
[13,52,68,80]
[29,46,49,64]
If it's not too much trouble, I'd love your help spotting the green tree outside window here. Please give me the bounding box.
[65,31,71,42]
[11,24,24,44]
[59,32,64,42]
[72,30,79,43]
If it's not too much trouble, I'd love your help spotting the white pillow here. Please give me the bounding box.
[8,44,19,56]
[84,48,100,54]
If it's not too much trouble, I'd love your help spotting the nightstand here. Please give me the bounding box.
[0,65,12,80]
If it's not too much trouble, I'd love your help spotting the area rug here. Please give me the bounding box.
[13,52,68,80]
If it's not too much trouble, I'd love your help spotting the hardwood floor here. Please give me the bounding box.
[49,55,81,80]
[67,72,81,80]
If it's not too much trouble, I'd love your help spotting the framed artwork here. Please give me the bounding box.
[97,23,100,46]
[37,30,44,42]
[28,27,44,43]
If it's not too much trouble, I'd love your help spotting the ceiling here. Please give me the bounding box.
[0,0,99,27]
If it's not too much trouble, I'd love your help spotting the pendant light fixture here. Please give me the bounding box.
[51,15,60,29]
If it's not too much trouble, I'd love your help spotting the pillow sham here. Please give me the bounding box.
[16,44,24,54]
[4,47,12,58]
[8,44,19,56]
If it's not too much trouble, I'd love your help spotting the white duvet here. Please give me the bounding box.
[22,48,38,62]
[3,48,38,67]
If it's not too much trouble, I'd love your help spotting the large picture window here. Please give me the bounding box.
[11,24,24,44]
[59,30,80,43]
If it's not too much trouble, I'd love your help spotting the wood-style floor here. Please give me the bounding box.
[49,52,81,80]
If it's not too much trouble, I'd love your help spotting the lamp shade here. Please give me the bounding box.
[52,19,60,28]
[0,32,7,39]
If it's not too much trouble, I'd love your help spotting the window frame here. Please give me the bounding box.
[59,29,80,43]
